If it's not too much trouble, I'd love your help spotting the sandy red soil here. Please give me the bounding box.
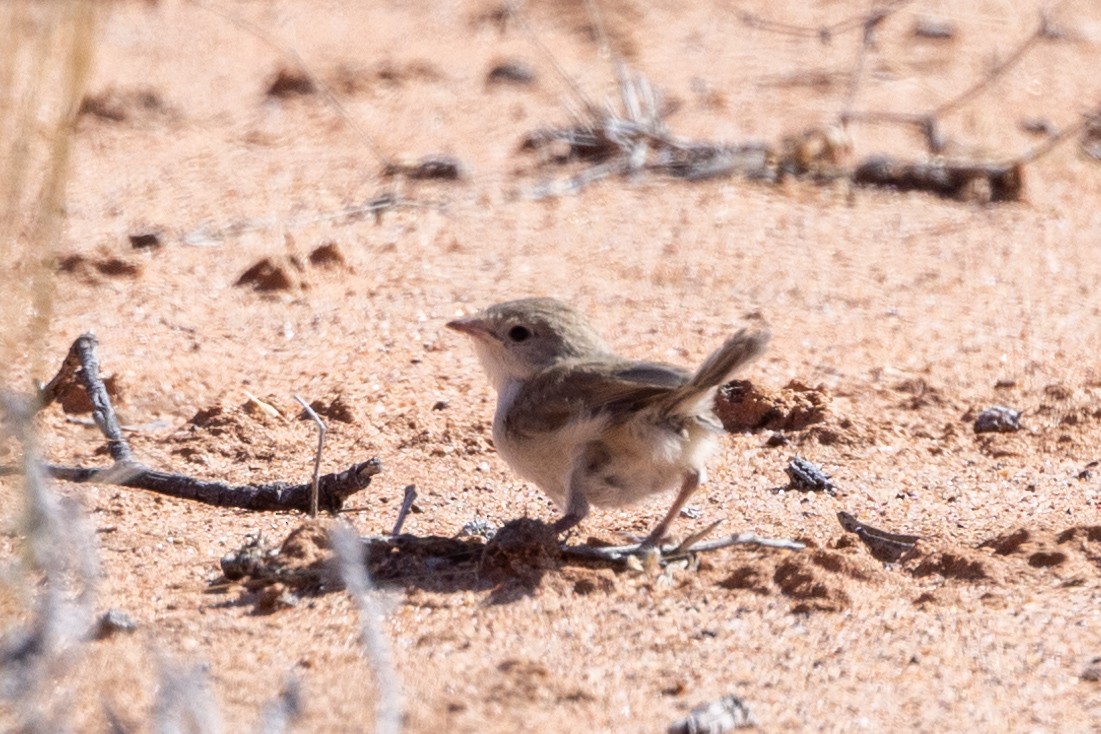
[3,0,1101,731]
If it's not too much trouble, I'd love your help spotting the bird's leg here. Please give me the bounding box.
[553,454,594,534]
[552,488,590,534]
[639,469,701,551]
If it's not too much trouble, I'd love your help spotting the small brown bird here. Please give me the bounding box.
[447,297,768,548]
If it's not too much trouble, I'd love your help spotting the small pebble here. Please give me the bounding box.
[973,406,1021,434]
[668,694,754,734]
[460,518,497,539]
[91,609,137,640]
[784,456,836,495]
[129,232,162,250]
[486,59,536,86]
[912,18,957,40]
[680,505,702,520]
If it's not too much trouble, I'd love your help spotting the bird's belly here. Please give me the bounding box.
[582,422,718,507]
[492,414,608,507]
[493,412,719,510]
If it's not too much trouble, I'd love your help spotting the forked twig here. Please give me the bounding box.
[843,12,1067,154]
[3,334,382,512]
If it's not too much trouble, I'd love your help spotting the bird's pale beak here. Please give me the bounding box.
[446,317,489,339]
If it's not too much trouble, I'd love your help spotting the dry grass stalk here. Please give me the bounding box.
[0,2,99,731]
[332,523,403,734]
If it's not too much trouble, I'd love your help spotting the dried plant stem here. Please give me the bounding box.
[332,524,403,734]
[294,394,327,518]
[0,0,97,380]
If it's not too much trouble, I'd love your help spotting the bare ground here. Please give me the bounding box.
[3,0,1101,731]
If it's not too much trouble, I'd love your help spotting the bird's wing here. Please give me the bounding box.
[504,360,691,436]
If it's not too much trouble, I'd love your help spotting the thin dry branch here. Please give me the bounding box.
[294,394,326,518]
[390,484,418,536]
[4,333,382,513]
[739,0,912,44]
[842,13,1065,153]
[559,532,806,564]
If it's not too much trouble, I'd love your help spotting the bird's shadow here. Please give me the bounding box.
[369,517,567,604]
[212,517,593,611]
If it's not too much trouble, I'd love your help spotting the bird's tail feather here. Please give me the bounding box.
[660,328,769,416]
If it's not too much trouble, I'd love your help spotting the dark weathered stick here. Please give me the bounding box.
[73,333,132,463]
[852,156,1024,201]
[37,333,132,462]
[0,459,382,513]
[837,511,918,563]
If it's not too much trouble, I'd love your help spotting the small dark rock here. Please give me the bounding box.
[486,59,536,86]
[90,609,137,640]
[668,694,754,734]
[784,456,836,495]
[973,406,1021,434]
[129,232,163,250]
[308,242,347,269]
[307,395,356,424]
[912,18,957,40]
[236,258,294,291]
[1019,118,1057,137]
[460,517,497,539]
[382,154,467,181]
[266,68,316,98]
[765,431,788,447]
[221,534,275,580]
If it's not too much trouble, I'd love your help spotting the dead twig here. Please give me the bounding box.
[560,532,806,564]
[520,64,780,196]
[837,511,919,563]
[0,459,382,513]
[0,396,99,729]
[843,13,1064,153]
[391,484,418,536]
[851,155,1024,202]
[5,333,382,512]
[739,0,912,44]
[294,394,326,518]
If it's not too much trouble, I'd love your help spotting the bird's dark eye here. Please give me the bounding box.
[507,324,533,342]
